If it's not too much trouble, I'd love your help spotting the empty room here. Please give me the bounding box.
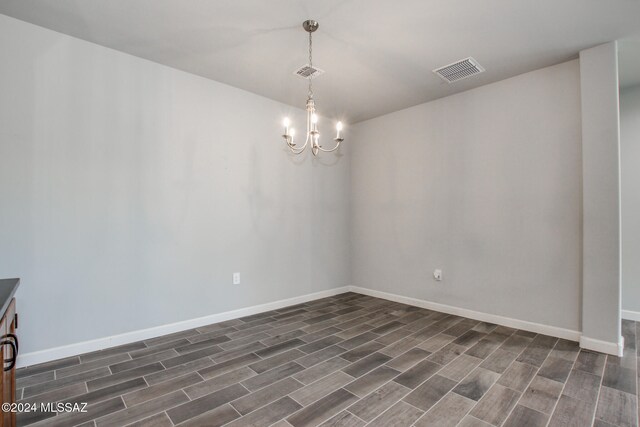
[0,1,639,426]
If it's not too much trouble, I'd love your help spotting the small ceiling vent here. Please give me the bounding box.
[294,64,325,79]
[433,57,485,83]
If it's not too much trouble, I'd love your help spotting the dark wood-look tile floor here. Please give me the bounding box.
[15,293,640,427]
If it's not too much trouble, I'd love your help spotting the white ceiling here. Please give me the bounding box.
[1,0,640,122]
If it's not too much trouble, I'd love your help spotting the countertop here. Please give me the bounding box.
[0,278,19,317]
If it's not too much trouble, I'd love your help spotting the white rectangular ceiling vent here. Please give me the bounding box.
[433,57,485,83]
[294,64,325,79]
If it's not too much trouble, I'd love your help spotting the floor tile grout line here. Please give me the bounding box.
[590,354,608,427]
[543,342,582,427]
[497,335,559,427]
[346,408,368,424]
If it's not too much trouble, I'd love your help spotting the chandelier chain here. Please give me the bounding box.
[308,31,313,99]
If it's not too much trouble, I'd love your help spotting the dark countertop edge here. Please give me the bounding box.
[0,278,19,318]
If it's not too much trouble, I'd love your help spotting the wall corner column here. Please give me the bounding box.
[579,41,623,356]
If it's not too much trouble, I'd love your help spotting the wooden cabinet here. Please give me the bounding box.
[0,299,17,427]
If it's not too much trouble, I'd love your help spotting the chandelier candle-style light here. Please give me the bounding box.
[282,20,344,156]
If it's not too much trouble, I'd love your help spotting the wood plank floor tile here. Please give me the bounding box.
[340,341,385,362]
[297,335,346,354]
[56,353,131,378]
[197,353,260,380]
[167,383,248,425]
[231,377,304,415]
[562,369,602,404]
[292,357,352,385]
[367,400,423,427]
[343,365,400,398]
[86,363,163,392]
[123,372,201,406]
[503,405,549,427]
[479,348,517,373]
[457,415,494,426]
[602,361,637,395]
[287,388,358,427]
[469,383,520,426]
[26,367,113,398]
[549,339,580,361]
[537,356,574,383]
[574,350,607,375]
[417,333,456,353]
[95,390,188,427]
[427,343,467,365]
[348,381,410,421]
[518,376,563,414]
[342,352,391,378]
[403,374,457,411]
[241,362,304,392]
[413,392,475,427]
[386,348,431,371]
[17,356,80,380]
[297,345,347,368]
[109,350,176,374]
[123,412,174,427]
[548,395,596,427]
[18,381,87,406]
[172,404,240,427]
[69,377,147,405]
[37,396,125,427]
[290,371,353,406]
[144,357,213,385]
[226,396,302,427]
[439,354,483,382]
[393,359,442,389]
[318,411,365,427]
[594,386,638,427]
[498,361,538,392]
[452,367,500,401]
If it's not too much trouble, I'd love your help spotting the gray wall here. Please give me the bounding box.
[0,15,350,354]
[350,60,583,332]
[579,42,621,346]
[621,85,640,313]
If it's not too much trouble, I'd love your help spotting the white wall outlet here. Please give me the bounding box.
[433,269,443,281]
[233,272,241,285]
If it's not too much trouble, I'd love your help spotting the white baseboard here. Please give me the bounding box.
[19,284,625,367]
[348,286,582,342]
[622,310,640,322]
[17,286,350,368]
[580,335,624,357]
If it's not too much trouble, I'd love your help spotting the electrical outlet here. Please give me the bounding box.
[433,269,443,281]
[233,272,241,285]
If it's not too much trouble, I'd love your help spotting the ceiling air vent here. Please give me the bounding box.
[294,64,325,79]
[433,57,485,83]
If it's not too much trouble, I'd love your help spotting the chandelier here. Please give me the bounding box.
[281,20,344,156]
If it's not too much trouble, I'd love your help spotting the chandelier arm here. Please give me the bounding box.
[316,140,342,153]
[291,135,310,153]
[283,131,311,154]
